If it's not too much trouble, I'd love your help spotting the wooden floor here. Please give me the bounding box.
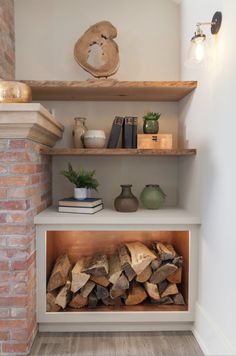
[29,331,204,356]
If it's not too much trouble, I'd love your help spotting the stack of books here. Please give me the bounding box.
[58,197,103,214]
[107,116,138,149]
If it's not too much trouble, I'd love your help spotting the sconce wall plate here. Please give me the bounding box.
[211,11,222,34]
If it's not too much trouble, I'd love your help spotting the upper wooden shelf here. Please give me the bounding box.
[22,80,197,102]
[41,148,196,156]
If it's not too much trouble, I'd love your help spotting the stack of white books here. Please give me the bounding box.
[58,197,103,214]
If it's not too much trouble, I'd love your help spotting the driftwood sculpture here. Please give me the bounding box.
[74,21,119,78]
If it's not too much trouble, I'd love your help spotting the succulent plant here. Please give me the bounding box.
[143,112,161,120]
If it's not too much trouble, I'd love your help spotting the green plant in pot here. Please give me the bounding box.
[61,163,99,200]
[143,112,161,134]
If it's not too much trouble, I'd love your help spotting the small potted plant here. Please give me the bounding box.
[61,163,99,200]
[143,112,161,134]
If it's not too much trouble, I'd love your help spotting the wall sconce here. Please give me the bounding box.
[186,11,222,66]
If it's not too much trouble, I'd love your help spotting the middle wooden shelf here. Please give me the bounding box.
[41,148,197,156]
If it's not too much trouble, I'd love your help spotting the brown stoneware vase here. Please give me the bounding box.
[114,184,139,212]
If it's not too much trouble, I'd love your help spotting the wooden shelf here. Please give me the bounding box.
[41,148,196,156]
[22,80,197,102]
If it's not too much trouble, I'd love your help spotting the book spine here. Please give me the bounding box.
[122,117,133,148]
[107,116,124,148]
[132,117,138,148]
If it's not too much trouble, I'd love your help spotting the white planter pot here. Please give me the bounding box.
[74,188,87,200]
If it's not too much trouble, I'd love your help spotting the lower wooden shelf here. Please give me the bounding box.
[41,148,197,156]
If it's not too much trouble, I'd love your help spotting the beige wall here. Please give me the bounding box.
[14,0,180,207]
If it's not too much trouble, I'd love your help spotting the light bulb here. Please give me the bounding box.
[185,35,208,67]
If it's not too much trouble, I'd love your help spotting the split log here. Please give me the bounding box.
[150,255,162,271]
[111,273,129,291]
[136,265,152,283]
[96,285,109,300]
[71,258,90,293]
[161,283,178,298]
[158,280,168,294]
[125,284,147,306]
[88,292,98,308]
[172,293,185,305]
[102,296,122,307]
[55,281,71,309]
[151,296,174,305]
[90,275,110,287]
[150,263,178,284]
[172,256,183,267]
[80,280,95,298]
[108,254,122,284]
[74,21,119,78]
[110,288,126,299]
[126,242,156,275]
[144,282,160,301]
[167,267,182,284]
[47,254,71,292]
[156,243,176,261]
[46,291,61,312]
[118,246,136,281]
[82,254,108,277]
[69,293,88,309]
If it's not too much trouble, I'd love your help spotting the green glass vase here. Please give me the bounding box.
[143,119,159,134]
[140,184,166,209]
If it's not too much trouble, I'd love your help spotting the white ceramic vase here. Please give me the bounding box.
[74,187,87,200]
[84,130,106,148]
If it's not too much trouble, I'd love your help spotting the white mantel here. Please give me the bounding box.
[0,103,64,147]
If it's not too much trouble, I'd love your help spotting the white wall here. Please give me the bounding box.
[179,1,236,354]
[14,0,180,81]
[14,0,181,207]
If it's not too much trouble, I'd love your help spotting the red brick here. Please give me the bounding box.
[0,285,9,295]
[7,235,29,247]
[11,252,35,270]
[31,175,40,184]
[6,212,28,223]
[8,186,39,199]
[2,342,29,353]
[0,151,30,162]
[12,282,27,295]
[0,225,28,235]
[0,319,28,329]
[0,200,30,210]
[0,213,6,223]
[10,328,29,341]
[0,188,7,198]
[0,296,27,307]
[0,164,7,174]
[0,331,9,341]
[0,176,30,187]
[10,164,39,174]
[9,271,27,283]
[0,261,8,271]
[0,235,7,247]
[9,139,29,149]
[0,273,9,282]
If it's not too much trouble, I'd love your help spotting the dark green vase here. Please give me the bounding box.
[140,184,166,209]
[143,119,159,134]
[114,185,139,212]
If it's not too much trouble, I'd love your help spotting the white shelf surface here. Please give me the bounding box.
[34,206,200,225]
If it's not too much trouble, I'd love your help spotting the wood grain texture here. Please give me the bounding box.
[29,331,204,356]
[21,80,197,101]
[40,148,197,156]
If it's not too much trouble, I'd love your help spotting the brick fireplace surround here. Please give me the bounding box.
[0,104,64,354]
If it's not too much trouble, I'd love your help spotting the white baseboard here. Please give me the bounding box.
[39,321,193,332]
[192,303,235,356]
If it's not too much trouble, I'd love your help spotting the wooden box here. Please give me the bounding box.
[137,134,173,149]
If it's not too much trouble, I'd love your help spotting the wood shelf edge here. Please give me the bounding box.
[40,148,197,156]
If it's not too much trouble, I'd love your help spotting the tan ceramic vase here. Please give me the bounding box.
[72,117,88,148]
[0,80,32,103]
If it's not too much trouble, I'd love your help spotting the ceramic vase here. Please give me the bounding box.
[114,185,139,212]
[72,117,88,148]
[74,187,87,200]
[140,184,166,209]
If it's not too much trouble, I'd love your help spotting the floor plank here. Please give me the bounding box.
[29,331,204,356]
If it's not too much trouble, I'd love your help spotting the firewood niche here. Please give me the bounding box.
[46,231,189,312]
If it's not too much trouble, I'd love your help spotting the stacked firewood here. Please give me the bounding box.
[46,242,185,311]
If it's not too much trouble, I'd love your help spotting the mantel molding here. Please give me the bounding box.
[0,103,64,147]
